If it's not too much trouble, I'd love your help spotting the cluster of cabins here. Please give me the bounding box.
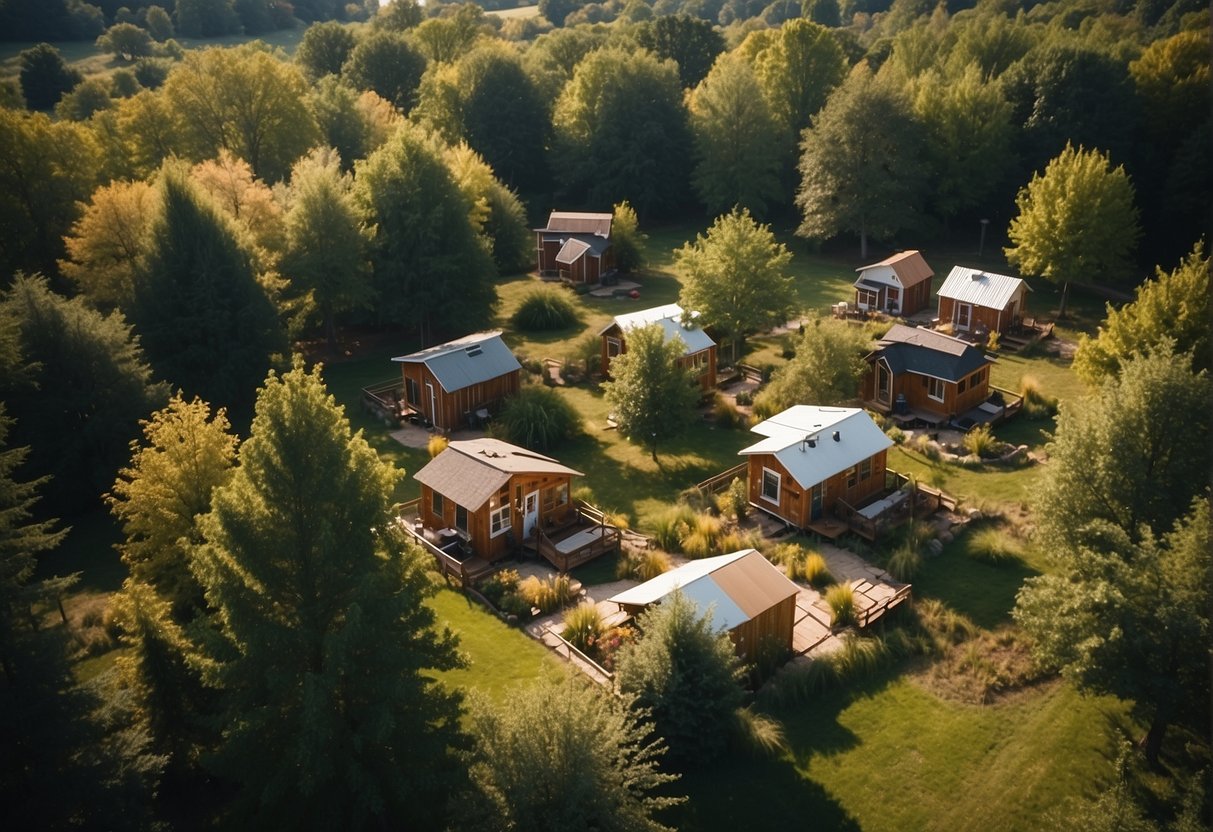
[387,227,1031,666]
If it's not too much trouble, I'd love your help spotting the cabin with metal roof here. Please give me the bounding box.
[739,406,895,537]
[607,549,800,663]
[599,303,717,391]
[853,250,934,316]
[861,324,995,425]
[391,332,521,432]
[936,266,1030,336]
[535,211,616,285]
[412,438,585,565]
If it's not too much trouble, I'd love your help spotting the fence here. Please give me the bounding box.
[694,462,748,497]
[541,624,614,687]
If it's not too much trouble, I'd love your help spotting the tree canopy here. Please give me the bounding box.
[602,323,699,462]
[753,317,873,418]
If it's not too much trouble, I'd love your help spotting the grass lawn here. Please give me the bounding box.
[674,671,1131,832]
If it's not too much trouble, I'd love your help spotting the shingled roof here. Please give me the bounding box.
[414,439,582,510]
[870,324,992,382]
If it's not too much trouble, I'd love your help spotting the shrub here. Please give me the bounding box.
[676,486,714,514]
[562,602,605,655]
[518,574,574,613]
[427,434,449,458]
[966,526,1023,564]
[802,552,833,588]
[480,568,520,607]
[985,330,1001,351]
[498,591,533,619]
[1019,375,1059,420]
[573,332,601,376]
[511,287,580,331]
[718,528,764,556]
[712,394,744,429]
[724,477,748,522]
[618,548,672,581]
[603,511,630,530]
[571,485,595,505]
[963,423,998,458]
[734,390,753,406]
[886,425,905,444]
[825,583,855,627]
[681,513,724,559]
[886,543,922,581]
[496,386,583,451]
[651,504,698,551]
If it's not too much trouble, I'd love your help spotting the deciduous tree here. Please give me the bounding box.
[612,201,646,274]
[676,207,795,363]
[96,23,154,61]
[1005,143,1139,318]
[753,19,846,143]
[635,14,725,88]
[602,323,699,462]
[796,63,926,258]
[18,42,82,110]
[295,19,358,79]
[753,316,872,417]
[342,29,428,113]
[194,359,468,828]
[60,179,155,312]
[615,590,746,767]
[1073,242,1210,384]
[174,0,240,37]
[442,142,532,275]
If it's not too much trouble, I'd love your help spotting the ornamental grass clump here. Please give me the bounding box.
[617,548,671,581]
[825,583,856,627]
[886,542,923,581]
[427,434,449,458]
[651,504,697,552]
[518,574,574,614]
[562,602,604,655]
[510,287,580,331]
[680,513,724,559]
[1018,375,1058,420]
[495,386,583,451]
[966,526,1023,564]
[802,552,833,588]
[963,423,999,458]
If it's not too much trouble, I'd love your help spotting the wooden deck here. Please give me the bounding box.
[531,503,621,572]
[394,499,495,585]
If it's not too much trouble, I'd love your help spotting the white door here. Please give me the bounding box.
[523,491,539,538]
[425,382,437,428]
[956,302,972,331]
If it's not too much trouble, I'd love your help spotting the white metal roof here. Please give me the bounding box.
[600,303,715,355]
[937,266,1029,310]
[739,406,893,490]
[391,331,521,394]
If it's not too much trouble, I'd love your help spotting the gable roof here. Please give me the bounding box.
[608,549,799,632]
[537,211,612,237]
[937,266,1029,310]
[555,237,591,265]
[414,438,582,510]
[391,332,521,394]
[855,250,934,288]
[871,324,992,382]
[599,303,715,355]
[739,406,893,490]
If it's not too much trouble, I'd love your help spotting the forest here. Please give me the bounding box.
[0,0,1209,828]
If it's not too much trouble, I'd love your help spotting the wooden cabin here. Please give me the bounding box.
[391,332,521,432]
[412,438,582,564]
[535,211,616,285]
[599,303,717,391]
[862,324,994,424]
[936,267,1030,337]
[853,250,934,316]
[607,550,800,664]
[739,406,893,531]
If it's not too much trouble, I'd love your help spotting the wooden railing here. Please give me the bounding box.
[695,463,748,496]
[541,624,614,686]
[736,363,764,384]
[990,384,1025,422]
[394,498,493,585]
[535,521,621,572]
[856,584,913,629]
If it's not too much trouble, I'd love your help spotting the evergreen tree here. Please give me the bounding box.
[194,359,468,828]
[602,324,699,462]
[131,168,286,413]
[18,42,82,110]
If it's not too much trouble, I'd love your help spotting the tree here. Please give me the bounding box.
[295,19,358,80]
[112,89,181,178]
[60,179,156,312]
[1035,347,1211,552]
[1005,143,1140,318]
[354,122,496,343]
[162,44,318,182]
[796,62,927,258]
[174,0,240,37]
[552,47,692,216]
[806,0,841,26]
[194,359,468,828]
[0,275,168,515]
[462,678,682,831]
[539,0,581,26]
[131,168,285,413]
[412,7,488,65]
[676,208,795,363]
[442,143,532,275]
[611,201,646,274]
[688,52,783,217]
[342,29,428,113]
[372,0,423,31]
[0,108,100,281]
[145,5,174,40]
[55,77,113,121]
[635,14,725,88]
[752,19,846,147]
[18,42,82,110]
[602,323,699,462]
[1073,242,1210,384]
[96,23,154,61]
[189,150,286,275]
[307,78,401,171]
[495,386,583,452]
[752,316,872,417]
[1014,498,1210,767]
[281,148,372,351]
[615,590,746,767]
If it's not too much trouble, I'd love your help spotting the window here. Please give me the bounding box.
[958,378,967,394]
[689,350,711,373]
[761,468,780,503]
[860,458,872,481]
[543,483,569,512]
[431,491,444,516]
[490,504,511,537]
[927,377,945,402]
[405,377,420,406]
[606,338,622,358]
[970,369,984,386]
[455,505,468,534]
[857,288,879,309]
[845,466,857,488]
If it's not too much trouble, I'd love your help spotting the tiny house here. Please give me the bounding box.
[535,211,616,284]
[391,332,521,432]
[599,303,717,391]
[853,250,934,316]
[937,267,1030,336]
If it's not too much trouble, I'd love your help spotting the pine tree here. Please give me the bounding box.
[194,358,468,828]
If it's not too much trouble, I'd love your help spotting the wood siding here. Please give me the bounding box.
[728,594,797,663]
[601,328,717,391]
[399,363,520,432]
[854,275,931,316]
[747,449,888,528]
[862,361,991,420]
[938,291,1027,335]
[419,473,576,563]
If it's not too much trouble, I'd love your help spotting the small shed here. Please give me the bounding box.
[599,303,717,391]
[853,250,934,316]
[936,266,1030,336]
[608,549,800,663]
[861,324,994,422]
[391,331,521,432]
[535,211,616,284]
[739,406,893,531]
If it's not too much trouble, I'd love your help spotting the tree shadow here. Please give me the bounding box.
[914,542,1043,630]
